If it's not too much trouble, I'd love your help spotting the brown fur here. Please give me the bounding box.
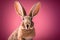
[8,1,40,40]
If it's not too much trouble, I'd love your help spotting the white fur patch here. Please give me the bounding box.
[25,36,33,40]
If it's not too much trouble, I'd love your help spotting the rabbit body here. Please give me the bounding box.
[8,29,18,40]
[8,22,35,40]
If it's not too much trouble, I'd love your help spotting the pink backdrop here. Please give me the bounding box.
[0,0,60,40]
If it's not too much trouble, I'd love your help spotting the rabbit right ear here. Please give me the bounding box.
[29,2,40,17]
[14,1,26,17]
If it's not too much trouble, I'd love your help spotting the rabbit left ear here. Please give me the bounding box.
[29,2,40,17]
[14,1,26,17]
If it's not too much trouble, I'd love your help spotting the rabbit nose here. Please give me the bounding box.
[27,24,29,28]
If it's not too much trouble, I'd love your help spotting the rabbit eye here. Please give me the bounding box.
[23,18,24,20]
[30,17,32,20]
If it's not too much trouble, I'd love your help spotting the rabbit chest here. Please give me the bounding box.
[21,29,35,39]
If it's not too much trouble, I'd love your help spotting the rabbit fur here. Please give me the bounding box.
[8,1,40,40]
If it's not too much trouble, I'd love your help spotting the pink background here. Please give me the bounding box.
[0,0,60,40]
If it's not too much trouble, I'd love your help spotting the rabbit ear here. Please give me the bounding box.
[14,1,26,17]
[29,2,40,17]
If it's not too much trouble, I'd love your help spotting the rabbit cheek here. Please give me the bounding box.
[30,22,34,29]
[21,22,26,29]
[30,27,34,29]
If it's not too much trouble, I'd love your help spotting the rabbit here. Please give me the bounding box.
[8,1,40,40]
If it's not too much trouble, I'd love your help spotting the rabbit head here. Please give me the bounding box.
[14,1,40,30]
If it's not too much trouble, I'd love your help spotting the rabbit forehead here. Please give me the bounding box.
[24,16,31,19]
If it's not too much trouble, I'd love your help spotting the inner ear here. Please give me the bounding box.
[29,2,40,17]
[14,1,26,17]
